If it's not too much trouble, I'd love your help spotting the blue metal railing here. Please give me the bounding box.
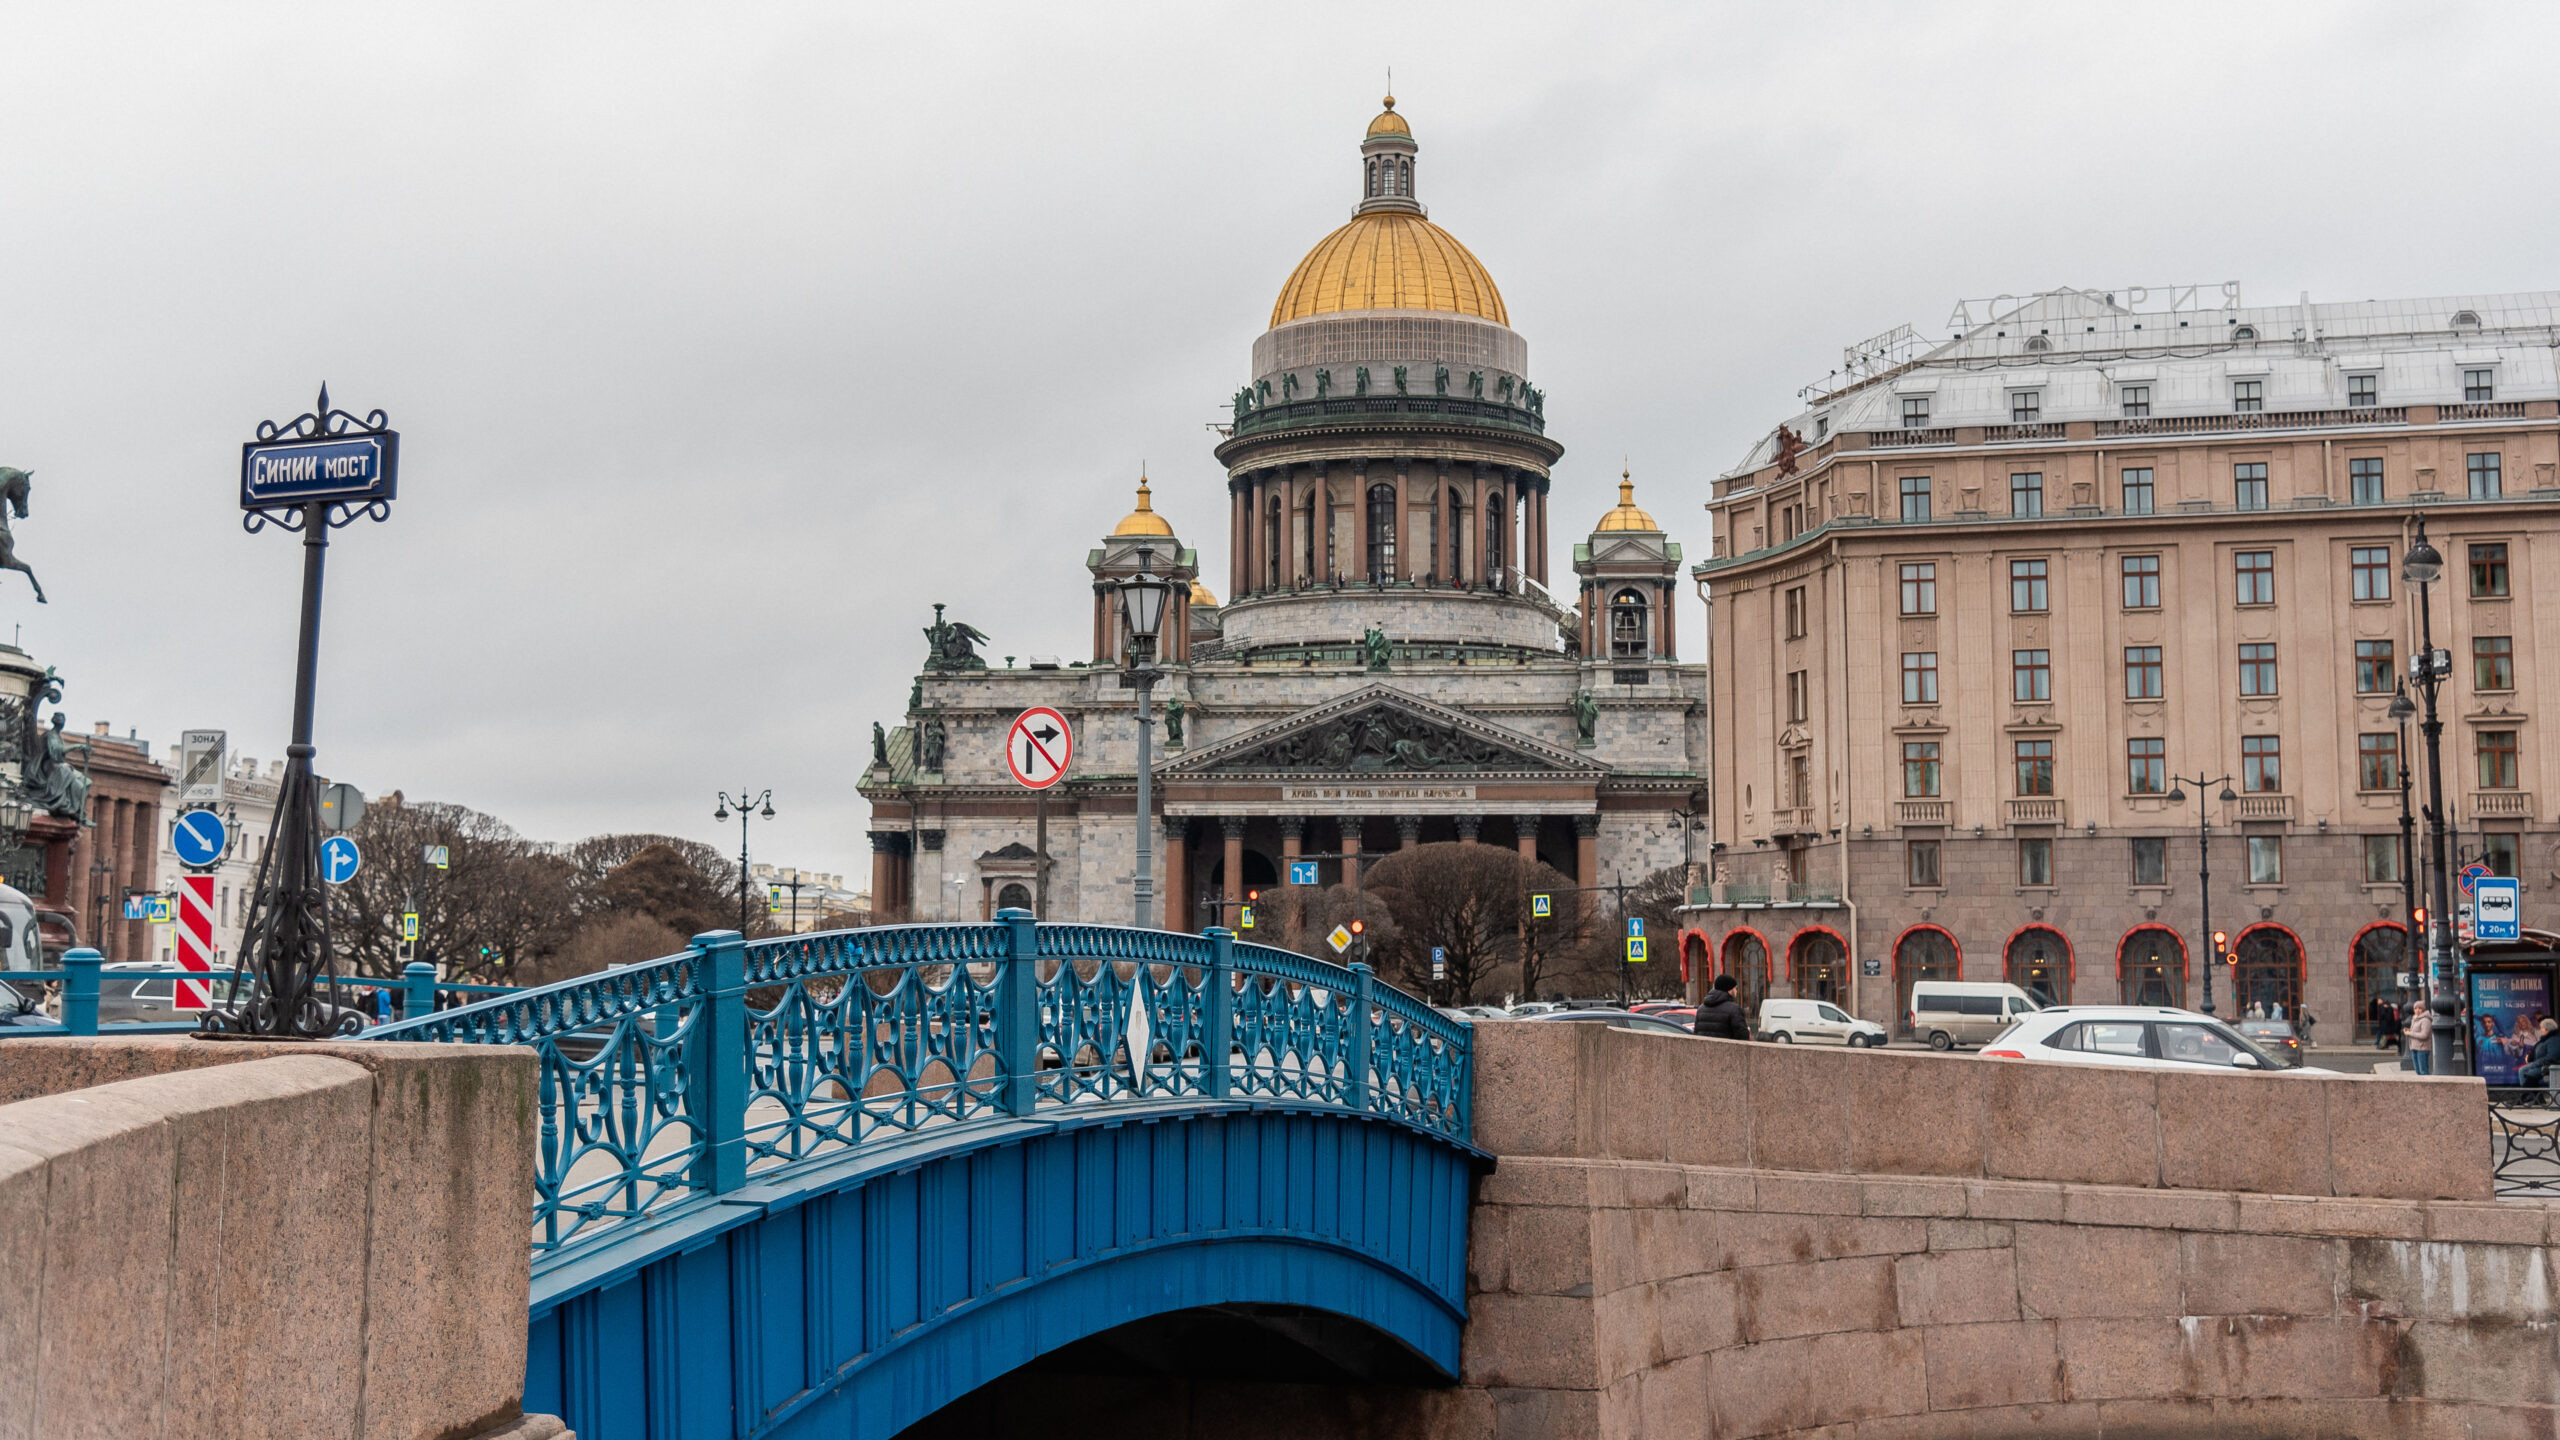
[0,951,507,1035]
[362,914,1474,1263]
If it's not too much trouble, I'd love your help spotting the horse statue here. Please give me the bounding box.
[0,470,43,604]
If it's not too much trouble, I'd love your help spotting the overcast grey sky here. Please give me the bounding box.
[5,2,2553,883]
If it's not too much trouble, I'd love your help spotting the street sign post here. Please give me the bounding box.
[1238,905,1254,930]
[318,782,365,831]
[321,835,362,885]
[146,897,173,923]
[401,912,419,942]
[171,809,229,870]
[424,845,450,870]
[177,730,227,807]
[1431,946,1446,981]
[1326,924,1353,954]
[1628,936,1648,963]
[1005,707,1073,789]
[174,873,216,1009]
[2460,862,2493,896]
[1288,860,1319,886]
[239,431,398,510]
[1532,893,1552,918]
[2474,876,2521,942]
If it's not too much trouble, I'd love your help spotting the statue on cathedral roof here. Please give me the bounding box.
[923,604,990,671]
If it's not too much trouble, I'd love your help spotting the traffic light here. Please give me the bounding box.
[1348,919,1364,936]
[2415,906,2428,929]
[1246,889,1259,904]
[2212,929,2230,964]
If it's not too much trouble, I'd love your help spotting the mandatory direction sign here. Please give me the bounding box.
[1006,707,1073,789]
[171,809,229,869]
[321,835,362,885]
[240,431,398,510]
[2475,876,2522,942]
[1288,860,1319,887]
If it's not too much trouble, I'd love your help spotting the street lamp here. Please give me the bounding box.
[2403,516,2464,1076]
[2166,772,2236,1016]
[1118,547,1174,929]
[714,789,774,935]
[2388,683,2422,1016]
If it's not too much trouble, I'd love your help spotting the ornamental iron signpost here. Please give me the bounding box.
[201,385,396,1039]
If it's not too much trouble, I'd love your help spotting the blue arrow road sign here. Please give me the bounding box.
[240,432,398,510]
[172,810,229,868]
[2474,876,2521,942]
[1288,860,1319,886]
[1626,916,1646,939]
[321,835,362,885]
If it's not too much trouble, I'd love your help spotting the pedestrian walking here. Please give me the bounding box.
[2298,1008,2316,1049]
[2373,995,2402,1052]
[2407,1000,2433,1076]
[1691,973,1752,1041]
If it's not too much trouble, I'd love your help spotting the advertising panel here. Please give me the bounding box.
[2468,970,2553,1086]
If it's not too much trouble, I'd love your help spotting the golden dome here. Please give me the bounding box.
[1270,212,1508,327]
[1595,467,1659,532]
[1189,577,1219,608]
[1366,94,1411,138]
[1111,476,1175,537]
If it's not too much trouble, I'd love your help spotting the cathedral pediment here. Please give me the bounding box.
[1166,685,1603,778]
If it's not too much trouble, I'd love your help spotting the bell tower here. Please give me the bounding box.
[1573,466,1680,685]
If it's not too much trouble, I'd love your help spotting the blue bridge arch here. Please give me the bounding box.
[369,913,1481,1440]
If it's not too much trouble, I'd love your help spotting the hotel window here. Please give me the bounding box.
[2234,462,2269,511]
[2470,543,2509,597]
[2478,729,2520,789]
[2352,638,2395,693]
[2359,732,2400,791]
[2013,648,2051,702]
[2363,834,2400,885]
[2350,545,2391,600]
[2010,558,2049,612]
[2349,457,2385,505]
[2233,379,2264,413]
[1784,585,1806,639]
[2238,643,2278,696]
[2014,739,2054,796]
[2465,368,2496,403]
[2120,385,2151,418]
[2125,646,2163,699]
[2246,835,2283,885]
[1899,475,1931,521]
[1901,650,1938,704]
[2122,554,2160,608]
[2012,472,2043,517]
[2348,373,2378,409]
[2127,737,2166,794]
[1786,669,1810,722]
[2018,837,2053,887]
[2121,467,2155,514]
[1899,562,1937,615]
[2010,391,2041,423]
[1902,395,1931,429]
[2242,734,2282,793]
[2131,835,2167,886]
[1907,839,1941,888]
[1789,753,1812,807]
[2235,550,2275,605]
[2475,635,2514,691]
[1903,741,1941,797]
[2483,832,2520,878]
[2468,452,2502,498]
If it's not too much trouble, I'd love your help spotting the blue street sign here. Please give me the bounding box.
[1430,946,1446,980]
[240,432,398,510]
[1288,860,1319,886]
[171,809,229,869]
[1626,916,1646,939]
[1532,893,1552,918]
[2474,876,2521,942]
[321,835,362,885]
[1627,936,1649,963]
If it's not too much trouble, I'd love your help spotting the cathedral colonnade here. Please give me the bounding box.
[1155,811,1598,934]
[1226,459,1550,598]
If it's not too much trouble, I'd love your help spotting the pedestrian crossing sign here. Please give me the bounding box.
[1627,936,1648,963]
[1532,894,1552,918]
[1239,905,1254,930]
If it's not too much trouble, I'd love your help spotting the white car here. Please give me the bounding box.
[1981,1005,2315,1073]
[1759,997,1890,1047]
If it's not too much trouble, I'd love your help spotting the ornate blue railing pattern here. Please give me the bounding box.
[364,913,1471,1264]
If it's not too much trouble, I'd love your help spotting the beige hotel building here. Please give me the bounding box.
[1688,288,2560,1039]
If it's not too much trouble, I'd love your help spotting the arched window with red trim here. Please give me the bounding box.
[2348,922,2410,1040]
[2230,923,2305,1020]
[1892,925,1960,1036]
[2117,926,2186,1008]
[2003,925,2073,1006]
[1722,929,1770,1019]
[1790,927,1846,1006]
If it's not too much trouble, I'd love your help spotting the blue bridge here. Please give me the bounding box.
[366,913,1481,1440]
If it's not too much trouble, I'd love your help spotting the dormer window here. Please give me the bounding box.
[2232,379,2264,414]
[2233,324,2258,341]
[2347,373,2377,408]
[1814,415,1829,441]
[2465,368,2496,402]
[2452,309,2482,329]
[2120,385,2151,418]
[2009,391,2041,423]
[1901,396,1931,429]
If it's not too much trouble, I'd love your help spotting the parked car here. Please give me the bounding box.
[1517,1008,1694,1036]
[1432,1005,1511,1023]
[2234,1018,2306,1068]
[1979,1005,2308,1073]
[1508,1001,1564,1017]
[1629,1001,1689,1016]
[1909,981,2042,1051]
[1759,998,1890,1047]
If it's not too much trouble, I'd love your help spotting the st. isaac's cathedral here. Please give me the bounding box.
[862,97,1709,953]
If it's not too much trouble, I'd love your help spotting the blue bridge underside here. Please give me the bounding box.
[528,1105,1477,1440]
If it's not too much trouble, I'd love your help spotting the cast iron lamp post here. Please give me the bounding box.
[1118,548,1174,928]
[2402,518,2465,1075]
[2388,683,2422,1016]
[2166,772,2236,1016]
[715,789,774,934]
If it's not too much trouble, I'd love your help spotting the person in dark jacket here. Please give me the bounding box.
[2520,1018,2560,1090]
[1692,974,1752,1040]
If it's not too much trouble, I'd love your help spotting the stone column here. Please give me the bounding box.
[1164,817,1191,932]
[1514,815,1541,866]
[1313,463,1332,581]
[1337,816,1362,888]
[127,799,154,961]
[1437,463,1455,583]
[870,833,901,923]
[1352,460,1373,582]
[1392,460,1413,581]
[1457,817,1481,844]
[1469,465,1489,585]
[1658,580,1676,659]
[1532,484,1550,585]
[1574,814,1599,885]
[1396,816,1421,850]
[1221,817,1245,920]
[918,830,945,919]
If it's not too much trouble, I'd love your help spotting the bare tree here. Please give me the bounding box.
[1362,843,1528,1005]
[329,798,577,982]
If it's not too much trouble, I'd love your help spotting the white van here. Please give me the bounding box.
[1759,998,1889,1047]
[1908,981,2040,1051]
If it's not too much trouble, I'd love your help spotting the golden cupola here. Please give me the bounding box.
[1110,475,1176,537]
[1595,467,1661,532]
[1267,95,1509,327]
